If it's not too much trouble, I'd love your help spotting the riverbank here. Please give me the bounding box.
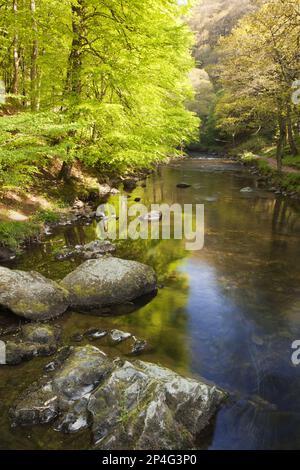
[0,158,155,258]
[189,142,300,200]
[237,152,300,201]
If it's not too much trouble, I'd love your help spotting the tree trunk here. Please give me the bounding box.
[12,0,20,95]
[276,114,285,172]
[64,1,85,97]
[30,0,39,111]
[286,103,298,156]
[58,161,73,182]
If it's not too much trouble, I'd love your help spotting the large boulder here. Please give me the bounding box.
[61,257,157,310]
[0,267,69,321]
[10,346,225,448]
[89,360,225,450]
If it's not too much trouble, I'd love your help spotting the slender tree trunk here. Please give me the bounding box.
[30,0,39,111]
[286,103,298,156]
[64,1,85,97]
[58,161,72,181]
[276,114,285,172]
[12,0,20,95]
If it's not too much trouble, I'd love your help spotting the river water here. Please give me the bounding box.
[1,155,300,449]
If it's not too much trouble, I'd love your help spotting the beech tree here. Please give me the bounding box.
[0,0,199,186]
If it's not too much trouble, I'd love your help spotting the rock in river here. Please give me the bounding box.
[5,323,62,365]
[240,187,253,193]
[0,246,16,262]
[109,329,131,344]
[11,346,113,429]
[89,360,225,450]
[0,267,69,321]
[61,257,157,310]
[11,346,225,448]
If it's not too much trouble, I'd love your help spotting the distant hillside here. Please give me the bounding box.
[187,0,255,138]
[188,0,254,68]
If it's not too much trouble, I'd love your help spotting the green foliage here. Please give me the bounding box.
[282,155,300,170]
[282,173,300,193]
[240,151,258,163]
[0,0,199,187]
[34,209,60,224]
[0,112,76,187]
[0,220,39,249]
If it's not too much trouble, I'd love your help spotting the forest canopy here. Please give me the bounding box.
[0,0,199,187]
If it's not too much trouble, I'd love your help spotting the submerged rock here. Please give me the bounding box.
[55,240,116,262]
[240,187,253,193]
[0,246,16,262]
[82,240,116,257]
[130,337,148,356]
[205,196,218,202]
[109,329,131,345]
[5,324,62,365]
[176,182,191,189]
[61,257,157,310]
[123,179,137,191]
[85,328,108,341]
[11,346,225,449]
[0,267,69,321]
[44,346,72,372]
[139,211,162,222]
[70,332,84,343]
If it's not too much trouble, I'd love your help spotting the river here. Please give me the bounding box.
[1,154,300,449]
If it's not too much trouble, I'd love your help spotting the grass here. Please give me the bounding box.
[282,173,300,193]
[0,210,61,250]
[0,220,40,249]
[34,209,60,224]
[282,155,300,170]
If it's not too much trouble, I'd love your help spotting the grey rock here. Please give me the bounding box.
[130,338,148,356]
[98,184,113,196]
[240,187,253,193]
[44,346,72,372]
[85,328,108,341]
[55,240,116,262]
[109,329,131,344]
[11,346,225,449]
[139,211,162,222]
[4,324,62,365]
[89,360,225,450]
[61,257,157,310]
[11,346,113,426]
[0,267,69,321]
[70,332,84,343]
[82,240,116,256]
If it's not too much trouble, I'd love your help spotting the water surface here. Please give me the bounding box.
[1,155,300,449]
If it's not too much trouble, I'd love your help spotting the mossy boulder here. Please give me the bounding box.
[61,257,157,310]
[0,267,69,321]
[11,346,225,448]
[89,360,225,450]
